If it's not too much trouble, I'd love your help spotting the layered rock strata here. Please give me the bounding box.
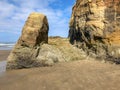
[69,0,120,63]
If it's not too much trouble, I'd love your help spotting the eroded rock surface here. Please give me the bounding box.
[18,12,49,47]
[7,12,49,69]
[7,17,87,69]
[69,0,120,63]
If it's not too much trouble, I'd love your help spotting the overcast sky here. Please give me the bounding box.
[0,0,75,42]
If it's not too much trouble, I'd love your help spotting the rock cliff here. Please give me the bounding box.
[7,12,87,69]
[69,0,120,63]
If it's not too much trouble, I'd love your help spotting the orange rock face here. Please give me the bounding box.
[69,0,120,63]
[18,12,49,47]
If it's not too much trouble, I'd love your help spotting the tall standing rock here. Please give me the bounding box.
[18,12,49,47]
[7,12,49,69]
[69,0,120,63]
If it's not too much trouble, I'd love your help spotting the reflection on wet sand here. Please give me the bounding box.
[0,61,6,74]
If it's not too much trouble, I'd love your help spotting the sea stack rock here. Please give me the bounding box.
[69,0,120,63]
[18,12,49,47]
[7,12,49,69]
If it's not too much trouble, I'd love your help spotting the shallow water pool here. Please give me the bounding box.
[0,61,7,74]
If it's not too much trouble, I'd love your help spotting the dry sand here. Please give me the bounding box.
[0,50,10,61]
[0,58,120,90]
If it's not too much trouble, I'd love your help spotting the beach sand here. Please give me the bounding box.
[0,60,120,90]
[0,50,10,61]
[0,50,120,90]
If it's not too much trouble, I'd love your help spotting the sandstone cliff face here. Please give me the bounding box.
[69,0,120,62]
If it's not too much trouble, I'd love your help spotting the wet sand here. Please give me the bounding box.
[0,60,120,90]
[0,50,10,61]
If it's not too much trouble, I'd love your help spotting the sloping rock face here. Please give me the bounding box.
[69,0,120,63]
[7,12,49,69]
[18,12,49,47]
